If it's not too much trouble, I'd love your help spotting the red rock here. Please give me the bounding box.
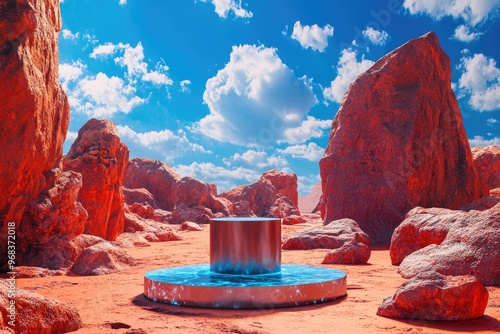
[12,266,65,278]
[17,168,88,265]
[261,170,299,207]
[282,215,306,225]
[282,219,371,264]
[176,176,231,216]
[377,272,489,320]
[267,195,300,218]
[241,178,277,217]
[71,242,135,276]
[0,280,82,334]
[298,182,322,213]
[123,187,158,208]
[319,32,487,245]
[171,204,219,225]
[64,118,129,240]
[397,203,500,286]
[0,0,69,262]
[491,188,500,196]
[127,203,156,219]
[124,158,180,211]
[115,232,151,248]
[180,221,204,231]
[124,210,182,242]
[472,145,500,190]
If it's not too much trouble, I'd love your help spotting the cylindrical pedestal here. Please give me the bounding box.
[210,217,281,275]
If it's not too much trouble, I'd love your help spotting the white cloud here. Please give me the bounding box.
[224,150,289,169]
[403,0,500,26]
[59,61,86,90]
[119,0,127,4]
[180,80,191,93]
[469,135,500,147]
[297,174,320,196]
[291,21,334,52]
[453,25,483,42]
[282,116,331,144]
[197,44,317,147]
[362,27,389,45]
[278,142,324,162]
[90,43,116,58]
[487,118,498,125]
[117,125,211,161]
[197,0,253,19]
[62,29,79,40]
[458,53,500,111]
[174,162,260,193]
[323,49,374,103]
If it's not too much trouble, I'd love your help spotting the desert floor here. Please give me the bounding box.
[16,222,500,334]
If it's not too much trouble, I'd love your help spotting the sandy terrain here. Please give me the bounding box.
[15,223,500,334]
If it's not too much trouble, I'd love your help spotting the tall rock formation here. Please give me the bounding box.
[64,119,129,240]
[319,32,487,245]
[472,145,500,191]
[0,0,69,261]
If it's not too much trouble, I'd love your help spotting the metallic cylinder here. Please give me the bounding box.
[210,217,282,275]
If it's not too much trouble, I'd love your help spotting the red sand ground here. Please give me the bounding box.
[16,223,500,334]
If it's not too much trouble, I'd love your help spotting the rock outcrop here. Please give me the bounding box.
[123,187,158,208]
[282,219,371,264]
[71,242,135,276]
[396,203,500,286]
[124,158,180,211]
[0,280,82,334]
[0,0,70,263]
[261,170,299,207]
[319,32,487,245]
[377,272,488,320]
[64,118,129,240]
[472,145,500,190]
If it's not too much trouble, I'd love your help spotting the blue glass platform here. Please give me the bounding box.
[144,264,347,308]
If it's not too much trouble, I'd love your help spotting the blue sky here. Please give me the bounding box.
[58,0,500,195]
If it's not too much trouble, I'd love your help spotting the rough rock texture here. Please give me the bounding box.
[0,0,70,263]
[124,158,180,211]
[261,170,299,207]
[64,118,129,240]
[472,145,500,190]
[298,182,322,213]
[282,215,306,225]
[282,219,371,264]
[396,203,500,286]
[377,272,489,320]
[17,168,88,266]
[180,221,204,231]
[124,210,183,243]
[71,242,135,276]
[221,171,300,218]
[0,280,82,334]
[122,187,158,208]
[319,32,487,245]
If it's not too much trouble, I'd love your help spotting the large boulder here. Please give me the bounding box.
[319,32,487,245]
[472,145,500,190]
[261,170,299,207]
[123,158,180,211]
[71,242,135,276]
[64,118,129,240]
[282,219,371,264]
[377,272,488,320]
[122,187,158,208]
[397,203,500,286]
[0,280,82,334]
[0,0,70,263]
[17,168,88,266]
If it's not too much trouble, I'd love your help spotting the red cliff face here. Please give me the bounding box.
[472,145,500,191]
[319,32,487,245]
[0,0,69,259]
[64,119,129,240]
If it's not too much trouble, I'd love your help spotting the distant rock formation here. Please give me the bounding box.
[298,182,322,213]
[64,119,129,240]
[261,170,299,207]
[319,32,487,245]
[0,0,70,262]
[472,145,500,190]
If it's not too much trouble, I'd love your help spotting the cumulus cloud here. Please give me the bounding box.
[278,142,325,162]
[62,29,79,40]
[458,53,500,111]
[174,162,260,193]
[291,21,334,52]
[224,150,289,169]
[90,43,117,58]
[487,118,498,125]
[453,25,483,42]
[403,0,500,26]
[197,44,317,147]
[297,174,321,196]
[59,61,86,90]
[323,49,374,103]
[362,27,389,45]
[117,125,211,161]
[469,135,500,147]
[180,80,192,93]
[197,0,252,19]
[119,0,127,4]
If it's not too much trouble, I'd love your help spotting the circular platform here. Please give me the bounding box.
[144,264,347,308]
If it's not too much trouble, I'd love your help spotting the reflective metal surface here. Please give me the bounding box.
[210,217,281,275]
[144,264,347,308]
